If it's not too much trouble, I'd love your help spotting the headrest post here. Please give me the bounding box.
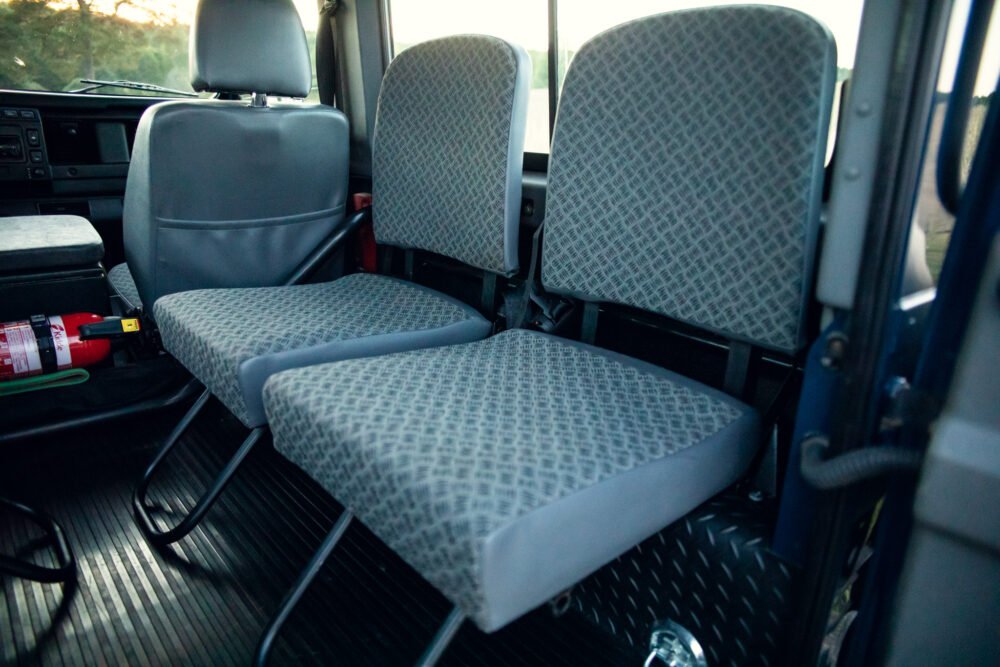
[251,92,269,108]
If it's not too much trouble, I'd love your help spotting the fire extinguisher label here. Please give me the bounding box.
[48,315,73,369]
[0,321,43,379]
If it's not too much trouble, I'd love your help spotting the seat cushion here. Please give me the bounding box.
[263,328,759,632]
[154,272,490,427]
[108,263,143,311]
[0,215,103,273]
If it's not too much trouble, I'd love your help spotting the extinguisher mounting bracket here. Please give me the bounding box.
[78,317,142,341]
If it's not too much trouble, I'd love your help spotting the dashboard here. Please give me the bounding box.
[0,91,155,266]
[0,107,50,182]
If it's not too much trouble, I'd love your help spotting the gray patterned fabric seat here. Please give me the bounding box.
[108,263,142,311]
[262,5,835,637]
[265,329,758,631]
[155,34,530,427]
[155,273,489,427]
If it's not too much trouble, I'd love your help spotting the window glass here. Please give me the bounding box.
[388,1,863,157]
[386,0,549,153]
[0,0,320,100]
[556,1,863,81]
[917,0,998,282]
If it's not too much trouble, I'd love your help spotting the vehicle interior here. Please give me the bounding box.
[1,0,998,665]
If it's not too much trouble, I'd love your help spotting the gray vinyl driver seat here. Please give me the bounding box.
[151,35,531,429]
[107,0,349,313]
[257,5,836,657]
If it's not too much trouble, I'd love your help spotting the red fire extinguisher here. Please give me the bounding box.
[0,313,111,381]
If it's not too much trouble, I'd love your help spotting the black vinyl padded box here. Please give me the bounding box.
[0,215,110,321]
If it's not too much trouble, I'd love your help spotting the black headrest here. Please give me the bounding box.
[189,0,312,98]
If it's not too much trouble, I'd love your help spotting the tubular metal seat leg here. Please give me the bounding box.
[253,510,465,667]
[0,497,76,583]
[254,511,354,667]
[416,607,466,667]
[132,388,265,546]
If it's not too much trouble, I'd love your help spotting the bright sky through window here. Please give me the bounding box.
[390,0,997,94]
[34,0,1000,96]
[47,0,320,29]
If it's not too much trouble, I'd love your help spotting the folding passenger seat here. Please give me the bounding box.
[132,35,531,546]
[256,6,836,664]
[108,0,350,314]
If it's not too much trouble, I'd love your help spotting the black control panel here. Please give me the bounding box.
[0,108,49,181]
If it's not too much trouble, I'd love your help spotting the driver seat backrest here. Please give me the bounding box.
[120,0,349,312]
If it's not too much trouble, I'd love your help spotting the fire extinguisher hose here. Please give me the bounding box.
[0,368,90,397]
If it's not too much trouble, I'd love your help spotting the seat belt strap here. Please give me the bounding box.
[403,249,416,281]
[508,224,543,329]
[317,1,343,109]
[746,364,800,496]
[723,340,753,399]
[580,302,600,345]
[379,246,394,274]
[481,272,498,315]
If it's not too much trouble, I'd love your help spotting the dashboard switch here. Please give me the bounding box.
[26,129,40,147]
[0,136,22,159]
[29,150,43,163]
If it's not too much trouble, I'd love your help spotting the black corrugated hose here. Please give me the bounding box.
[800,435,924,490]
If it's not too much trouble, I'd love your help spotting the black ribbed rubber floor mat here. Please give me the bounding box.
[0,399,632,666]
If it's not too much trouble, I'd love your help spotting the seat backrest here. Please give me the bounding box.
[541,7,836,354]
[372,36,530,276]
[124,0,349,310]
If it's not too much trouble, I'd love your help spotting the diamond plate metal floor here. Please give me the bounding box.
[573,495,796,667]
[1,399,631,666]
